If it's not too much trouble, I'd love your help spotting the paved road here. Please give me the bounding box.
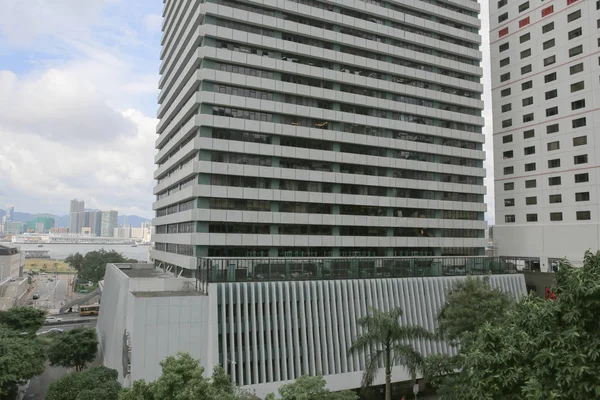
[30,275,71,311]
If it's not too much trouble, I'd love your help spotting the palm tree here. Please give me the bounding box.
[348,307,432,400]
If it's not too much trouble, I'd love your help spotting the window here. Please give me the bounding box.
[504,198,515,207]
[499,42,509,52]
[523,97,534,106]
[574,154,588,164]
[568,27,583,40]
[544,72,557,83]
[542,5,554,17]
[525,179,537,188]
[526,196,537,205]
[498,13,508,23]
[503,134,513,143]
[524,146,535,155]
[525,162,536,171]
[545,89,557,100]
[523,129,535,139]
[549,194,562,204]
[500,57,510,67]
[522,80,533,90]
[573,136,587,146]
[501,88,512,97]
[570,63,584,74]
[520,33,531,43]
[503,150,514,159]
[521,64,532,74]
[547,141,560,151]
[523,113,534,123]
[571,81,584,92]
[500,72,511,82]
[571,99,585,110]
[504,182,514,191]
[548,159,561,168]
[502,103,512,112]
[543,39,555,50]
[521,49,531,59]
[549,176,561,186]
[519,17,530,28]
[502,119,513,128]
[542,22,554,34]
[526,214,538,222]
[550,212,563,222]
[569,45,583,57]
[575,192,590,202]
[572,117,586,128]
[543,55,556,66]
[504,166,514,175]
[576,211,591,221]
[505,214,515,223]
[567,10,581,23]
[518,1,529,12]
[575,173,589,183]
[546,107,558,117]
[547,123,559,134]
[498,0,507,7]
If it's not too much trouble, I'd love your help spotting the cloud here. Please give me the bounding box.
[143,14,163,33]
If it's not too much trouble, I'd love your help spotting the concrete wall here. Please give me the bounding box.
[0,251,24,279]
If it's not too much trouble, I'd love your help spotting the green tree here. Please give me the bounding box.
[0,306,46,334]
[47,327,97,371]
[64,253,84,272]
[46,366,121,400]
[119,353,240,400]
[265,375,358,400]
[74,249,137,283]
[348,307,432,400]
[0,326,46,397]
[439,251,600,400]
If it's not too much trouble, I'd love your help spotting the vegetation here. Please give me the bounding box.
[265,375,358,400]
[25,259,72,273]
[119,353,256,400]
[348,307,432,400]
[65,249,137,283]
[0,306,46,334]
[47,327,98,371]
[46,366,122,400]
[0,308,47,398]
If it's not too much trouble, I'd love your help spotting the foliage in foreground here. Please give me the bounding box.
[119,353,258,400]
[429,251,600,400]
[348,307,432,400]
[47,327,98,372]
[0,306,46,334]
[265,375,358,400]
[46,366,122,400]
[65,249,138,283]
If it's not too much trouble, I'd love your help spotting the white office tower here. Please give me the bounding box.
[153,0,487,274]
[491,0,600,268]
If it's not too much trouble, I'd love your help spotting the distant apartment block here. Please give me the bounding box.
[101,211,118,237]
[491,0,600,267]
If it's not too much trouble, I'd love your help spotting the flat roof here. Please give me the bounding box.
[131,290,204,297]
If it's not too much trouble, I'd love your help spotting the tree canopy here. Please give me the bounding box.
[46,366,122,400]
[47,327,98,371]
[0,306,46,334]
[431,251,600,399]
[119,353,246,400]
[66,249,137,283]
[266,375,358,400]
[0,325,46,397]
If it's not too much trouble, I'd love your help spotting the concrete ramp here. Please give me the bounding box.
[59,289,99,314]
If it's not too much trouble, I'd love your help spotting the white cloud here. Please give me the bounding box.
[143,14,163,33]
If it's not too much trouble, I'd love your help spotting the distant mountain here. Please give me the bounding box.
[0,209,150,228]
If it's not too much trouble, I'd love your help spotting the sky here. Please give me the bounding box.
[0,0,495,224]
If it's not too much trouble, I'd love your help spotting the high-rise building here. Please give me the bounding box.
[89,211,103,237]
[152,0,486,273]
[69,199,85,234]
[5,206,14,221]
[491,0,600,268]
[101,211,118,237]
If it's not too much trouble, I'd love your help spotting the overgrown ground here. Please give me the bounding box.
[25,259,74,274]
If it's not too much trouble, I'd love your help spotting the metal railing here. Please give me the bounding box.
[197,256,529,288]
